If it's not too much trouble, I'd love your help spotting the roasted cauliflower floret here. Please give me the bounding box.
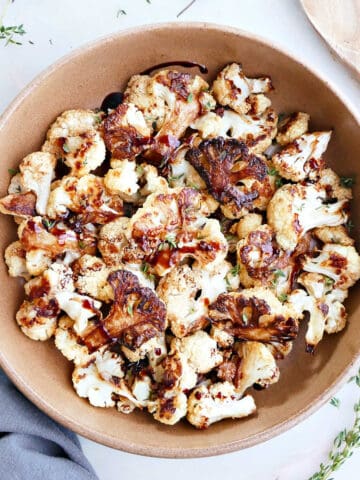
[191,108,278,155]
[73,254,113,302]
[121,186,227,275]
[16,297,59,341]
[209,287,299,344]
[313,226,354,246]
[235,213,263,239]
[150,390,188,426]
[167,145,207,190]
[4,240,29,280]
[46,174,123,224]
[187,382,256,429]
[235,341,280,395]
[212,63,273,115]
[54,316,91,365]
[105,161,167,203]
[83,270,166,352]
[42,109,106,176]
[288,272,349,351]
[125,69,209,162]
[318,168,353,201]
[55,292,101,334]
[302,244,360,290]
[236,224,293,296]
[271,131,331,182]
[103,103,151,161]
[267,183,349,251]
[98,217,129,267]
[157,261,239,337]
[275,112,310,146]
[186,137,276,219]
[0,191,36,219]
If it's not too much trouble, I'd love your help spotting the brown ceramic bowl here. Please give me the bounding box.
[0,23,359,458]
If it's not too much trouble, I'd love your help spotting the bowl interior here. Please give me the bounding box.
[0,23,359,458]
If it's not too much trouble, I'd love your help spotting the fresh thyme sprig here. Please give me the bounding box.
[309,368,360,480]
[0,0,26,46]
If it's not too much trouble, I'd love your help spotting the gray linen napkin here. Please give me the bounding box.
[0,369,98,480]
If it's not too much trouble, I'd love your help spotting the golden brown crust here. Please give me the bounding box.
[0,192,36,218]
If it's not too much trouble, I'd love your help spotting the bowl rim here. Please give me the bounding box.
[0,21,359,458]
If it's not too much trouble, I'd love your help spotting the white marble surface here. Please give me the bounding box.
[1,0,359,478]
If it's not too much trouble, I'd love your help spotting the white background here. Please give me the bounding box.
[1,1,360,479]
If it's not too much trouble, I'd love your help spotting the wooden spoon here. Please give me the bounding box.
[301,0,360,79]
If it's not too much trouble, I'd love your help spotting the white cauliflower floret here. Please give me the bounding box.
[173,331,223,375]
[187,382,256,429]
[16,298,59,341]
[212,63,272,115]
[121,335,167,363]
[150,390,188,426]
[42,109,105,176]
[73,255,113,302]
[236,213,263,239]
[267,183,349,251]
[54,316,91,365]
[55,291,101,334]
[313,226,354,246]
[235,341,280,395]
[276,112,310,145]
[98,217,129,267]
[210,325,234,348]
[24,263,74,298]
[157,260,239,337]
[4,240,30,280]
[132,374,152,402]
[25,249,53,276]
[167,145,206,190]
[271,131,331,182]
[318,168,353,201]
[288,272,349,351]
[191,108,277,154]
[302,244,360,290]
[18,152,56,215]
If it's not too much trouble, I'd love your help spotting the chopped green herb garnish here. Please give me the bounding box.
[136,165,144,176]
[225,233,237,242]
[230,264,240,276]
[152,120,157,130]
[8,168,19,176]
[330,397,340,408]
[78,240,86,249]
[62,143,70,153]
[340,176,355,188]
[187,183,200,190]
[278,293,288,302]
[272,269,286,287]
[0,24,26,46]
[168,173,184,184]
[116,9,126,17]
[140,262,155,281]
[187,93,193,103]
[346,219,355,231]
[127,304,134,316]
[165,234,178,249]
[42,218,55,230]
[325,277,334,287]
[267,167,278,176]
[275,177,284,188]
[242,313,248,325]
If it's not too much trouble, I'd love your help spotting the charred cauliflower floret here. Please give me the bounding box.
[42,109,106,176]
[267,183,349,251]
[313,226,354,246]
[212,63,273,115]
[236,224,293,296]
[318,168,353,201]
[16,297,59,341]
[186,137,276,219]
[187,382,256,429]
[149,390,188,426]
[125,69,209,162]
[275,112,310,146]
[4,240,30,280]
[157,260,239,337]
[46,174,123,224]
[192,108,278,155]
[235,341,280,395]
[208,287,299,344]
[83,270,166,352]
[271,131,331,182]
[121,186,227,276]
[0,152,58,218]
[103,103,151,161]
[167,144,206,190]
[302,244,360,290]
[55,291,101,334]
[288,272,349,352]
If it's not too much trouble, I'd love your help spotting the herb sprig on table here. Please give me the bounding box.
[0,0,26,46]
[309,367,360,480]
